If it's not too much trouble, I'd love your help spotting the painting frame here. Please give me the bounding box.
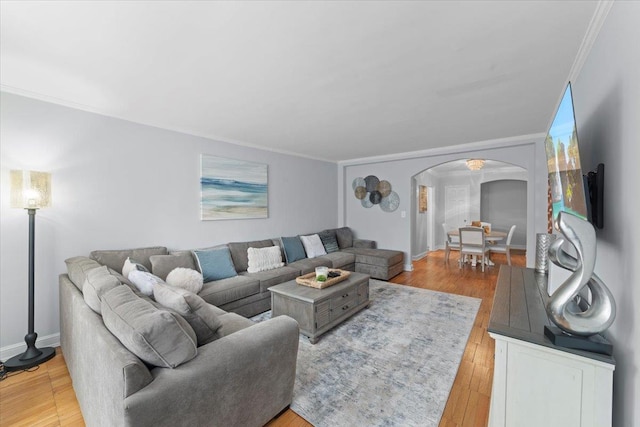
[418,185,427,213]
[200,154,268,220]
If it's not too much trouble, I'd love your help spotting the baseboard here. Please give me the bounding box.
[412,251,428,261]
[403,263,414,272]
[0,333,60,362]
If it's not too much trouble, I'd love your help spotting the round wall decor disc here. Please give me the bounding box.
[377,180,392,197]
[380,191,400,212]
[364,175,380,192]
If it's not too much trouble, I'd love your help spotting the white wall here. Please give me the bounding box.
[412,170,436,258]
[0,92,338,355]
[339,139,548,271]
[572,3,640,426]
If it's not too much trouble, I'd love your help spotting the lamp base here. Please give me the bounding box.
[4,345,55,372]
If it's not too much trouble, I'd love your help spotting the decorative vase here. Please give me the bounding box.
[315,266,329,282]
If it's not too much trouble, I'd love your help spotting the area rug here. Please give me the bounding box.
[252,280,481,427]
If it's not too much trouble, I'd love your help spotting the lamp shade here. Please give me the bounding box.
[10,170,52,209]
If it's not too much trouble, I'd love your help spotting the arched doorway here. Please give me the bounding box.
[411,159,527,260]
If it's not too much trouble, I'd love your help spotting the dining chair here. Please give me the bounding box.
[489,224,516,265]
[458,226,491,272]
[442,223,460,263]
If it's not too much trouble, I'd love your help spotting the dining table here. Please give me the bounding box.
[447,228,507,266]
[447,229,507,242]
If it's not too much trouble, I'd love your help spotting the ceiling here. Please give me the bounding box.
[0,1,600,162]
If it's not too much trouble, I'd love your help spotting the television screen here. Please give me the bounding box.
[545,83,588,227]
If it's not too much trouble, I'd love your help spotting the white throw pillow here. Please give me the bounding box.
[166,268,204,294]
[122,257,149,278]
[128,270,163,296]
[247,246,285,273]
[300,234,327,258]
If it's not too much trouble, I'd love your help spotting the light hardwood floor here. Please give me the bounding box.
[0,250,525,427]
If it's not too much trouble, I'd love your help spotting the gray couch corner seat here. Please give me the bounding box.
[60,254,299,427]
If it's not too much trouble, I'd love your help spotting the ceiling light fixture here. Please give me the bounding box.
[466,159,485,171]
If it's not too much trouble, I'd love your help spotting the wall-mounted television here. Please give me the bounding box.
[544,82,604,229]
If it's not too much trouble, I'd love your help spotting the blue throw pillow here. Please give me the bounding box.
[193,247,237,282]
[280,236,307,263]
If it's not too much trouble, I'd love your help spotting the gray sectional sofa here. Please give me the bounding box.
[162,226,404,317]
[59,226,402,426]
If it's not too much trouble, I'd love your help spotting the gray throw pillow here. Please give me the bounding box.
[153,282,223,346]
[280,236,307,263]
[82,266,121,314]
[101,286,197,368]
[150,253,196,280]
[319,230,340,253]
[193,247,237,282]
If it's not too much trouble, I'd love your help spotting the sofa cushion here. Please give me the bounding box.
[287,257,332,275]
[247,246,284,273]
[211,312,255,340]
[193,247,237,282]
[150,253,196,280]
[299,234,327,258]
[166,268,204,294]
[65,256,103,291]
[320,251,356,269]
[198,275,261,307]
[101,285,197,368]
[122,257,149,278]
[280,236,306,263]
[241,266,300,292]
[227,240,274,272]
[82,266,121,314]
[90,246,168,272]
[318,230,340,253]
[335,227,354,249]
[153,282,223,346]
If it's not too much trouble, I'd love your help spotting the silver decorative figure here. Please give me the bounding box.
[546,211,616,336]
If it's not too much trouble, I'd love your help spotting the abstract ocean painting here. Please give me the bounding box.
[201,155,268,220]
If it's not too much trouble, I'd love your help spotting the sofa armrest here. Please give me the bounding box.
[353,238,376,249]
[123,315,299,427]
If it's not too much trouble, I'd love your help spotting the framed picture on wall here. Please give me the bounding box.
[419,185,427,213]
[200,154,268,220]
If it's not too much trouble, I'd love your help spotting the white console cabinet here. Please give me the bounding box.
[488,266,615,427]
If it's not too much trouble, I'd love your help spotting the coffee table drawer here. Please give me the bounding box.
[330,286,356,307]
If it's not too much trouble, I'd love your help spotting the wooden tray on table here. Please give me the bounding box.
[295,269,351,289]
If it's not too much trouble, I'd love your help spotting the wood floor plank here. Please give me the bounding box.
[0,250,525,426]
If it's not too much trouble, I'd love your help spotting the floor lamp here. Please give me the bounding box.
[5,170,55,371]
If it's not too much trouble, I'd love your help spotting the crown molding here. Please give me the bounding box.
[0,85,336,164]
[338,133,545,167]
[567,0,614,84]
